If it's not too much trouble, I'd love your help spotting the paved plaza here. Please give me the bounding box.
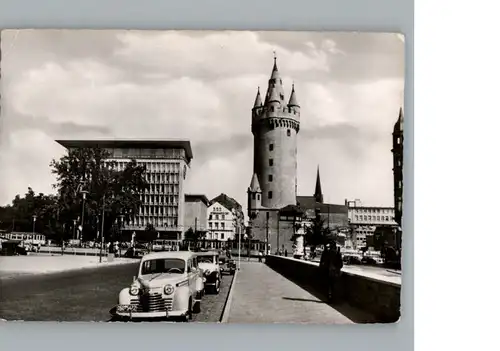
[226,261,355,324]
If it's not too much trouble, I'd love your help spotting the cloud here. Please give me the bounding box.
[0,30,404,214]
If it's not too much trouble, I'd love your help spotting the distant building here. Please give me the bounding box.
[56,139,193,242]
[207,193,245,249]
[345,199,398,249]
[184,194,210,234]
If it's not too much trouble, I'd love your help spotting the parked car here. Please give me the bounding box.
[124,244,149,258]
[196,251,222,294]
[219,256,236,275]
[110,251,204,321]
[0,240,28,256]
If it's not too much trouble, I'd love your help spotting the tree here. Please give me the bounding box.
[184,227,206,249]
[139,223,158,242]
[0,188,61,241]
[303,214,332,256]
[50,147,148,243]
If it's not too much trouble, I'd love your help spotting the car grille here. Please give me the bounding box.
[130,293,173,312]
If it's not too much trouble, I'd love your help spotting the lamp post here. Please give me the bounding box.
[119,214,125,257]
[99,193,106,264]
[79,188,88,242]
[32,215,37,238]
[238,230,241,271]
[73,219,77,240]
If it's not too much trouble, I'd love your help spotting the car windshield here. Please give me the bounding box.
[199,256,216,264]
[141,258,185,275]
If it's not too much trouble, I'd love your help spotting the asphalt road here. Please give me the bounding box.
[0,263,234,322]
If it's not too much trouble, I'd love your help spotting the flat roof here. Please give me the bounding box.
[185,194,210,206]
[55,139,193,161]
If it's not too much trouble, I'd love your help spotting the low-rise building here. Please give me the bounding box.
[345,199,398,249]
[206,193,245,249]
[184,194,210,234]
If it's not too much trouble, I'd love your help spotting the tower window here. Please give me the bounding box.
[269,144,274,151]
[269,159,274,166]
[268,191,273,199]
[257,194,260,200]
[252,193,256,200]
[287,129,291,137]
[268,174,273,182]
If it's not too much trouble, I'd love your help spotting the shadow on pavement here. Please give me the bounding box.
[282,297,325,304]
[272,269,378,324]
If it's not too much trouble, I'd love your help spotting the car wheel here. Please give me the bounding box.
[214,278,221,294]
[193,300,201,314]
[184,299,193,322]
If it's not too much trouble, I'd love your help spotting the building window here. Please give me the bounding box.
[216,215,219,220]
[269,144,274,151]
[268,174,273,182]
[268,191,273,199]
[257,194,260,200]
[222,215,225,220]
[269,159,274,166]
[221,233,225,240]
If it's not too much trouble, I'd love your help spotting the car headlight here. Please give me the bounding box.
[204,269,211,275]
[164,284,174,295]
[129,286,140,296]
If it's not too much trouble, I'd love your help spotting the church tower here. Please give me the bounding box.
[314,166,324,204]
[250,55,300,209]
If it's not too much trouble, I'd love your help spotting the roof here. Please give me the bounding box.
[253,87,263,108]
[141,251,195,261]
[248,173,262,193]
[185,194,210,207]
[280,204,305,215]
[210,193,242,212]
[296,196,348,214]
[55,139,193,162]
[288,84,299,107]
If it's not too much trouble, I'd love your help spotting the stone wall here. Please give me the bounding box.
[265,255,400,323]
[250,210,296,254]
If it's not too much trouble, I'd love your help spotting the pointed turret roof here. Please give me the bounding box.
[314,166,324,203]
[288,83,299,107]
[253,87,262,108]
[248,173,262,192]
[265,54,285,104]
[270,55,280,80]
[268,84,280,103]
[394,107,404,133]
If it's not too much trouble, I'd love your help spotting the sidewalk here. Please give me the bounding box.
[226,261,354,324]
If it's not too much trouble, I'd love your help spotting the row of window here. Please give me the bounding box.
[355,215,394,222]
[353,208,393,214]
[140,195,179,204]
[206,232,226,240]
[143,184,180,194]
[126,217,178,228]
[209,214,226,220]
[209,222,226,230]
[139,206,178,216]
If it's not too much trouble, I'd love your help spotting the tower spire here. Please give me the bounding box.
[253,86,262,108]
[288,83,299,107]
[314,165,324,203]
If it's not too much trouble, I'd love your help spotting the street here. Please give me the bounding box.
[0,262,234,322]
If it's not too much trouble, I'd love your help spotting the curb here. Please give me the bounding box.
[219,270,238,323]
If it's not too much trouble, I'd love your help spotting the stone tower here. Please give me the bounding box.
[250,56,300,209]
[247,173,262,218]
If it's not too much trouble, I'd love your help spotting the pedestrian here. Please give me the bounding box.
[258,250,263,262]
[284,249,288,257]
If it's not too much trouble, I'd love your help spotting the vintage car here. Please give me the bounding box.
[110,251,204,321]
[196,251,222,294]
[219,256,236,275]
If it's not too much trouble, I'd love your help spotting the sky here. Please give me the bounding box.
[0,30,404,214]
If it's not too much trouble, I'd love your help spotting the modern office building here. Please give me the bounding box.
[56,139,193,241]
